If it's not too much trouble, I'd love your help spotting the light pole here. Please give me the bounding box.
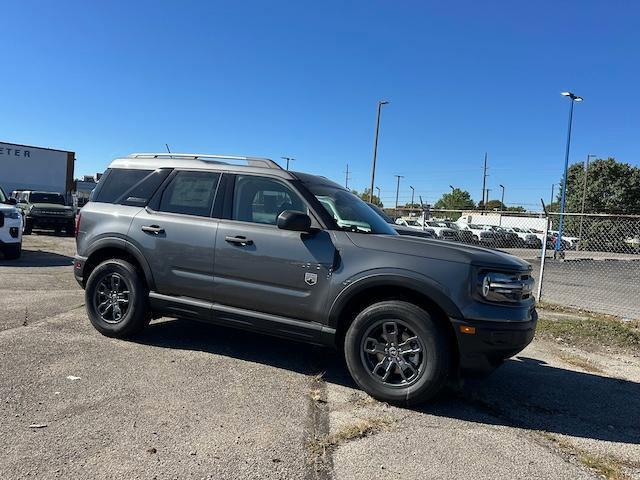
[499,184,505,226]
[281,156,295,170]
[375,186,381,201]
[369,100,389,202]
[577,154,597,249]
[556,91,583,257]
[394,175,404,209]
[449,185,456,209]
[409,185,415,209]
[550,183,556,206]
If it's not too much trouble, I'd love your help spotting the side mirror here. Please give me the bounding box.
[6,198,17,205]
[277,210,312,232]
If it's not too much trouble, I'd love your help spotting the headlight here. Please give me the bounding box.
[477,270,534,303]
[5,210,21,219]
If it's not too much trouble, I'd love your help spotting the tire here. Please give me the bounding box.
[344,300,451,406]
[85,259,151,338]
[23,218,33,235]
[3,243,22,260]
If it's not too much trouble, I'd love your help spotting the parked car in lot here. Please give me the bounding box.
[395,217,423,229]
[16,191,75,235]
[442,221,475,244]
[424,221,459,241]
[549,230,579,250]
[74,153,537,406]
[504,227,542,249]
[0,186,23,259]
[460,224,500,247]
[367,204,436,239]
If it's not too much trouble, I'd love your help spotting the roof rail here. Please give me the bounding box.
[127,153,283,170]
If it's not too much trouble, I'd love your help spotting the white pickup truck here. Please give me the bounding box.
[0,186,23,259]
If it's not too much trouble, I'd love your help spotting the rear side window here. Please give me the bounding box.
[93,168,170,205]
[158,171,221,217]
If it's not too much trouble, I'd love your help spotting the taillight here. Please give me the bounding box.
[75,211,82,237]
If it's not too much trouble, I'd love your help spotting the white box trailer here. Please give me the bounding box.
[0,141,75,196]
[457,212,548,231]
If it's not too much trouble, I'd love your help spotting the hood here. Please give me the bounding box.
[346,233,531,271]
[30,203,73,211]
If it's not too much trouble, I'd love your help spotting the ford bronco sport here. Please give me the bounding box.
[74,153,537,405]
[17,190,75,235]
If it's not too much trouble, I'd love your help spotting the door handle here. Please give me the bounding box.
[141,225,165,235]
[225,235,253,246]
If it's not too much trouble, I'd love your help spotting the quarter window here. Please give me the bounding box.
[159,171,221,217]
[232,175,307,225]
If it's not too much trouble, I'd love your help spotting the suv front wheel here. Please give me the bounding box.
[85,259,151,338]
[344,300,451,406]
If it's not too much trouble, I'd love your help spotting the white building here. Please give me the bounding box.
[0,141,75,195]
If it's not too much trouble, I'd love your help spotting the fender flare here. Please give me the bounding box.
[327,269,464,329]
[84,237,156,291]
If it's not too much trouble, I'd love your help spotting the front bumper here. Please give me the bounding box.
[28,215,75,227]
[452,308,537,375]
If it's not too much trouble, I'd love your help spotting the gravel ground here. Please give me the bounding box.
[1,234,638,479]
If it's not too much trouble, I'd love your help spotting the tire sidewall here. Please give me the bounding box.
[85,259,147,337]
[344,301,450,406]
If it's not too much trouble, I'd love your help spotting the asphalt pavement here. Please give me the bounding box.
[1,234,638,479]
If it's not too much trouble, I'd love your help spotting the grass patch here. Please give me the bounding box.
[537,313,640,352]
[307,417,392,458]
[542,433,630,480]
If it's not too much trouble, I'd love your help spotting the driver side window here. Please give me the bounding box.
[232,175,307,225]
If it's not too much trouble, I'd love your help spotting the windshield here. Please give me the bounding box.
[405,219,420,226]
[366,202,394,224]
[30,192,66,205]
[445,222,460,230]
[307,185,396,235]
[0,187,6,203]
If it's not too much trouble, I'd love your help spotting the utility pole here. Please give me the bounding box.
[369,100,389,202]
[281,156,295,170]
[499,184,505,226]
[344,163,351,189]
[394,175,404,209]
[409,185,415,209]
[481,152,488,212]
[578,154,597,250]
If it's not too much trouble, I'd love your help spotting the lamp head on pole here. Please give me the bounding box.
[561,91,583,102]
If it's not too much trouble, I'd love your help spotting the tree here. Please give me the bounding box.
[434,188,475,210]
[351,188,383,207]
[556,157,640,252]
[560,157,640,214]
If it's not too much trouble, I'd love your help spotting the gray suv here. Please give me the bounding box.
[74,153,536,406]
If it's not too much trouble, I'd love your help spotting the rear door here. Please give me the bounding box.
[128,170,221,301]
[213,174,336,322]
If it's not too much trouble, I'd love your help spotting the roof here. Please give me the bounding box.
[108,153,296,179]
[0,141,75,154]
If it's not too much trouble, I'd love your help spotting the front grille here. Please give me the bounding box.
[39,210,67,216]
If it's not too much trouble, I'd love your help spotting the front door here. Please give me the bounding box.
[214,174,336,322]
[128,170,221,301]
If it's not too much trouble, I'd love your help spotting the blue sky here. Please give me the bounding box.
[2,1,639,209]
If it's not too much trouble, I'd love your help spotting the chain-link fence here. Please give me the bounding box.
[382,207,640,320]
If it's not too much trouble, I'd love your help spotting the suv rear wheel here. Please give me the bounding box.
[85,259,151,338]
[344,300,450,406]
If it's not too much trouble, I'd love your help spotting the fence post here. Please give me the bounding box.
[536,215,550,300]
